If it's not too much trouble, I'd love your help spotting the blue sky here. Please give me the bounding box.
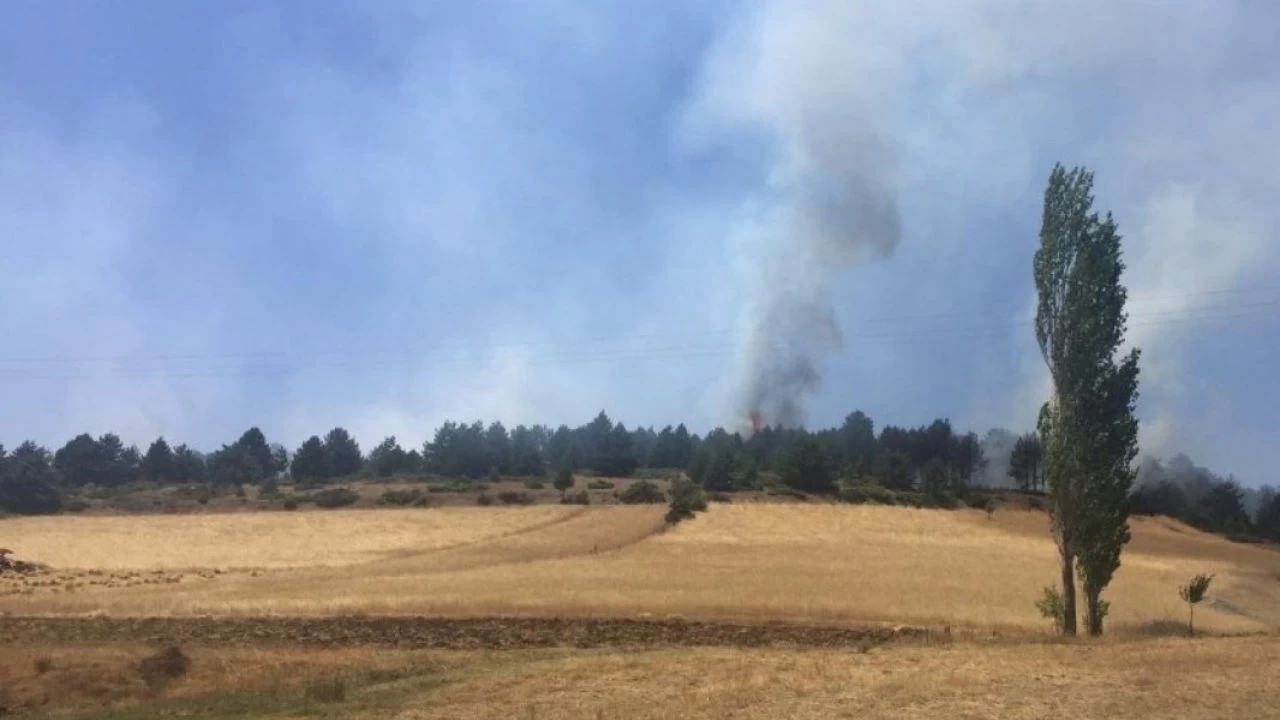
[2,1,1278,485]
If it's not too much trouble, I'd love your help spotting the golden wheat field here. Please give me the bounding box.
[3,503,1279,635]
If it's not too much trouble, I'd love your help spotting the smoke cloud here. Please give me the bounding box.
[688,1,902,428]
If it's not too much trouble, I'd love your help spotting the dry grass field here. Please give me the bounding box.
[4,504,1279,634]
[3,637,1279,719]
[4,502,1280,718]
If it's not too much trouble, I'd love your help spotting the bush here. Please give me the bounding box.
[313,488,360,508]
[477,493,495,506]
[523,479,545,490]
[586,479,615,490]
[282,499,299,511]
[560,490,590,505]
[138,646,191,687]
[62,496,92,513]
[619,480,665,505]
[666,479,708,524]
[497,490,534,505]
[766,486,807,501]
[839,486,869,504]
[379,489,425,507]
[708,492,732,503]
[259,478,280,497]
[1035,586,1067,633]
[554,468,575,495]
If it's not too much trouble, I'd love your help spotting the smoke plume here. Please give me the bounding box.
[689,1,902,428]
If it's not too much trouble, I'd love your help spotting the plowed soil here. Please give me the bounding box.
[0,615,921,650]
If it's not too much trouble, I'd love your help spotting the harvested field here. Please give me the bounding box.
[3,504,1279,635]
[0,506,580,570]
[2,636,1278,719]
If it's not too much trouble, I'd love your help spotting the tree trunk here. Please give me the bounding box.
[1085,588,1103,636]
[1188,604,1195,637]
[1060,548,1077,636]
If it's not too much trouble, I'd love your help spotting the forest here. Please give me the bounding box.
[1,409,1274,541]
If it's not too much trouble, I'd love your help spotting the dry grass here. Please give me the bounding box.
[0,506,579,570]
[3,638,1279,719]
[3,504,1278,635]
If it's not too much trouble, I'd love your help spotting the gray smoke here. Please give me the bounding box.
[689,2,903,428]
[741,167,900,428]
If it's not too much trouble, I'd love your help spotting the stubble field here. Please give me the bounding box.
[3,503,1279,633]
[4,501,1280,718]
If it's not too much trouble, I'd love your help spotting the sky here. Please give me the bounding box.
[2,1,1277,485]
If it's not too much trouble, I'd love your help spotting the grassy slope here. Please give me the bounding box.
[3,504,1278,634]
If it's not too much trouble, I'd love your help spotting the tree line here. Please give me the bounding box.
[1,409,1003,513]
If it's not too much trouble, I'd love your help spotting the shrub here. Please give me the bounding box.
[259,478,280,497]
[708,492,732,503]
[1035,586,1067,633]
[304,677,348,703]
[62,496,91,513]
[560,490,590,505]
[523,479,545,490]
[1179,573,1214,636]
[1028,496,1046,511]
[282,499,299,511]
[766,486,807,501]
[497,490,534,505]
[554,468,575,495]
[476,493,495,506]
[138,646,191,687]
[379,489,425,507]
[427,484,450,493]
[486,467,501,483]
[666,479,708,524]
[587,479,615,490]
[839,486,869,504]
[619,480,665,505]
[313,488,360,508]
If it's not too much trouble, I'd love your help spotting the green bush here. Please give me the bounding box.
[838,486,869,504]
[586,479,615,490]
[523,479,546,490]
[259,478,280,497]
[476,493,495,506]
[312,488,360,508]
[379,489,425,507]
[496,490,534,505]
[1035,586,1067,633]
[666,479,708,523]
[708,492,732,503]
[560,490,590,506]
[619,480,665,505]
[282,499,299,511]
[62,496,92,513]
[766,486,807,501]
